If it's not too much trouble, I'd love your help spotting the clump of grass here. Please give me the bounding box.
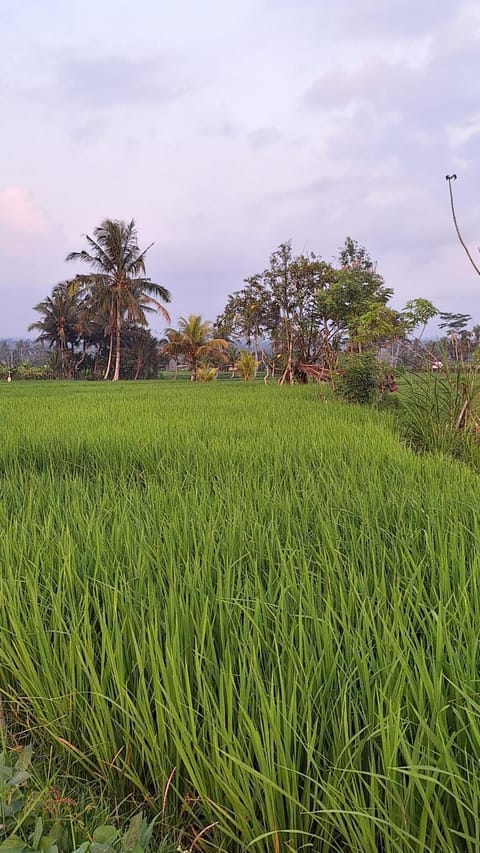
[397,363,480,469]
[0,382,480,849]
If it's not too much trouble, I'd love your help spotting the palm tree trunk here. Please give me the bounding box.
[104,334,114,380]
[113,306,122,381]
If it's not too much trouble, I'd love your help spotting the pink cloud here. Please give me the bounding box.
[0,186,49,235]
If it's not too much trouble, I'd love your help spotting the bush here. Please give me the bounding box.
[336,352,382,405]
[196,367,218,382]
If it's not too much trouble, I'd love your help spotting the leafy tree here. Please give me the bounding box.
[317,238,393,356]
[349,304,403,351]
[216,279,274,360]
[264,243,338,383]
[162,315,229,381]
[119,326,162,379]
[218,243,336,383]
[218,238,392,383]
[402,299,439,339]
[66,219,171,381]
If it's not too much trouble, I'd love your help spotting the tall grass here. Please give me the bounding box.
[1,382,480,849]
[396,365,480,470]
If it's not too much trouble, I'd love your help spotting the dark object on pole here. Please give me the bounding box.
[446,174,480,276]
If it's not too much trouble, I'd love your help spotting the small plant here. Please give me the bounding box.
[0,744,33,834]
[235,351,257,382]
[336,352,382,404]
[0,746,157,853]
[196,367,217,383]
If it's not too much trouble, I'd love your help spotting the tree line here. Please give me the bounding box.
[24,217,479,382]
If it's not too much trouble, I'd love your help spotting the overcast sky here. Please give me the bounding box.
[1,0,479,339]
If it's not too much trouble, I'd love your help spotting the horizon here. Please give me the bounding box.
[1,0,479,337]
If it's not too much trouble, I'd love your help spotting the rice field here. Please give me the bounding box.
[1,380,480,851]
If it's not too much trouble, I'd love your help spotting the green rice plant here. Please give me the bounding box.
[0,382,480,849]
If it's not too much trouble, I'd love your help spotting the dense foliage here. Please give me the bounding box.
[216,238,396,383]
[29,220,171,380]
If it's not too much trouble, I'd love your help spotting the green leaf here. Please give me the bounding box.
[122,814,142,852]
[38,836,57,853]
[0,835,27,852]
[71,844,90,853]
[32,818,43,850]
[7,772,30,788]
[90,845,115,853]
[14,747,32,774]
[92,827,117,846]
[3,797,26,817]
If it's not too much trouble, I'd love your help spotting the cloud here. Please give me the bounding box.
[304,58,412,112]
[270,0,456,38]
[0,187,50,235]
[199,114,241,139]
[323,0,455,38]
[58,55,187,110]
[248,126,283,149]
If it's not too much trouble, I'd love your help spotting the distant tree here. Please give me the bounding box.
[66,219,171,381]
[218,238,392,383]
[119,326,161,379]
[216,278,273,361]
[162,315,229,381]
[439,312,473,362]
[29,281,81,376]
[402,299,439,340]
[317,238,393,356]
[218,242,337,384]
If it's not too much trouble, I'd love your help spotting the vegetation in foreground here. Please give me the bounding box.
[1,382,480,850]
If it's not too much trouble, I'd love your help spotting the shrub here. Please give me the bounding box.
[235,351,257,381]
[336,352,382,404]
[196,367,218,382]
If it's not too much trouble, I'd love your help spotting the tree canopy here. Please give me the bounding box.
[30,219,171,380]
[217,238,394,383]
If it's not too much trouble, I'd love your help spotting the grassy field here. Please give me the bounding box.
[1,381,480,851]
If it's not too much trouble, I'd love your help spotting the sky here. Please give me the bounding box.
[1,0,479,339]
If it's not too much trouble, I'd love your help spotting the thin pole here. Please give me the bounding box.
[446,174,480,276]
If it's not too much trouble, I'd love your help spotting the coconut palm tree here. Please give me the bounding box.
[162,315,229,381]
[66,219,171,381]
[236,350,258,381]
[29,281,81,376]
